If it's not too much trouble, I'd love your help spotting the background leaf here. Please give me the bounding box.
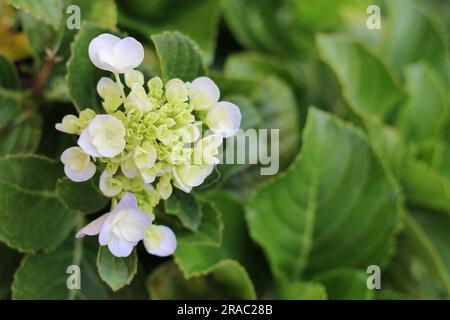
[0,243,21,299]
[312,268,373,300]
[118,0,219,64]
[163,190,202,231]
[7,0,63,30]
[148,260,256,300]
[151,31,207,82]
[383,0,450,83]
[56,177,109,214]
[247,108,401,280]
[97,246,137,292]
[317,34,404,119]
[0,155,78,252]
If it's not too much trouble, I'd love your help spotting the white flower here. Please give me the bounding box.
[206,101,241,138]
[172,164,213,193]
[88,34,144,74]
[55,114,79,134]
[143,225,176,257]
[61,147,96,182]
[78,114,126,158]
[189,77,220,110]
[76,193,152,258]
[99,170,122,197]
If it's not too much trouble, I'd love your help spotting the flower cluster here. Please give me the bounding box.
[56,34,241,257]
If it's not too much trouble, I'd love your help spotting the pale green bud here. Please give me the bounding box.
[156,124,173,145]
[148,76,163,90]
[133,141,157,169]
[165,78,188,104]
[55,114,79,134]
[157,174,172,200]
[125,70,144,88]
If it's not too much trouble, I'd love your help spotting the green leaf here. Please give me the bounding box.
[400,159,450,213]
[0,114,43,157]
[68,0,117,29]
[0,54,20,89]
[66,23,114,113]
[164,190,202,231]
[250,77,301,166]
[19,12,60,69]
[97,246,137,292]
[383,0,450,83]
[382,213,450,298]
[363,117,406,175]
[160,197,223,246]
[411,209,450,292]
[7,0,63,30]
[12,237,109,299]
[0,55,22,127]
[174,192,254,277]
[215,74,301,168]
[56,177,109,214]
[0,243,21,299]
[222,0,310,57]
[292,0,370,32]
[396,63,448,148]
[148,260,256,300]
[312,268,373,300]
[317,34,404,119]
[224,52,301,90]
[118,0,219,64]
[247,108,401,280]
[278,280,327,300]
[0,155,78,252]
[12,236,148,299]
[151,31,207,82]
[0,88,22,128]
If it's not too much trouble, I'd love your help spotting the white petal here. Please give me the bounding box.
[97,142,126,158]
[121,158,139,178]
[206,101,242,138]
[172,167,192,193]
[64,162,96,182]
[107,236,135,257]
[119,209,151,242]
[114,192,139,212]
[144,225,177,257]
[189,77,220,110]
[113,37,144,72]
[99,217,113,246]
[88,33,121,71]
[75,213,109,238]
[140,170,156,184]
[78,128,102,157]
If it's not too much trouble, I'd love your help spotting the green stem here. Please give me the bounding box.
[114,72,126,101]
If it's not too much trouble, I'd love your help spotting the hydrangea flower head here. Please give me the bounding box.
[56,34,242,258]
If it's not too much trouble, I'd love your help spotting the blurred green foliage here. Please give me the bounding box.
[0,0,449,300]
